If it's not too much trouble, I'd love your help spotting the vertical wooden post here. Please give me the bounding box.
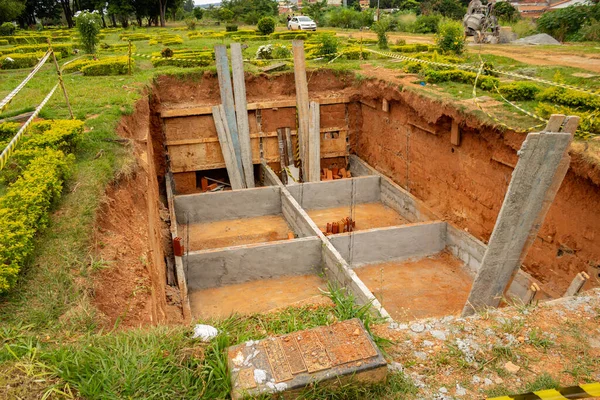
[214,45,245,187]
[292,40,312,182]
[128,40,132,75]
[450,119,461,146]
[563,272,590,297]
[213,105,244,190]
[462,115,579,316]
[48,38,74,119]
[308,101,321,182]
[230,43,255,188]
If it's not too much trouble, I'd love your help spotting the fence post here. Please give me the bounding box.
[128,40,132,75]
[47,38,74,119]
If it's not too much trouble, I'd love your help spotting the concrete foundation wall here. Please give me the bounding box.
[261,162,283,187]
[446,223,486,277]
[349,155,437,223]
[281,190,321,238]
[329,221,447,266]
[286,176,381,210]
[185,237,322,290]
[173,186,281,224]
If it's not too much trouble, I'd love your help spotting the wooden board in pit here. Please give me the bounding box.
[227,318,387,399]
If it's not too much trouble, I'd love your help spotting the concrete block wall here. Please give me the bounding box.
[446,224,487,277]
[286,176,380,210]
[174,186,281,224]
[185,237,322,290]
[329,222,447,267]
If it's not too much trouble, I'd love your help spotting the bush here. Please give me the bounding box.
[424,69,500,91]
[537,5,590,41]
[0,52,61,69]
[119,33,151,41]
[536,103,599,139]
[498,82,541,101]
[0,39,7,45]
[81,56,131,76]
[495,1,519,23]
[342,46,370,60]
[225,24,238,32]
[0,122,19,141]
[185,18,197,30]
[580,19,600,41]
[0,22,16,36]
[413,14,441,34]
[161,47,174,58]
[257,17,276,35]
[151,54,212,68]
[537,87,600,110]
[62,57,95,73]
[270,31,312,40]
[420,0,465,19]
[316,34,338,59]
[435,19,465,54]
[373,19,391,49]
[161,36,184,46]
[390,43,433,52]
[255,44,274,60]
[272,44,292,59]
[193,7,204,20]
[2,43,72,57]
[75,11,101,54]
[395,12,418,32]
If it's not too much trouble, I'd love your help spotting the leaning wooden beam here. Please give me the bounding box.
[212,105,244,190]
[230,43,255,188]
[308,101,321,182]
[563,271,590,297]
[462,115,580,316]
[214,45,245,187]
[292,40,311,181]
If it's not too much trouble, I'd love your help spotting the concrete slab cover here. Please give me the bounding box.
[228,318,387,399]
[173,185,281,224]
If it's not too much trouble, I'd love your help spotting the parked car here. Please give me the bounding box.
[288,16,317,31]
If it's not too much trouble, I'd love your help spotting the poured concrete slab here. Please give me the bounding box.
[186,214,293,251]
[228,319,387,399]
[307,202,409,233]
[355,251,473,321]
[190,274,328,319]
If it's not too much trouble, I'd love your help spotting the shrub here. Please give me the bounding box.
[0,122,19,141]
[498,82,541,101]
[62,57,94,73]
[316,34,338,59]
[193,7,204,20]
[413,14,441,33]
[0,22,16,36]
[580,19,600,41]
[161,36,183,46]
[390,43,433,52]
[255,44,273,60]
[2,43,72,57]
[435,19,465,54]
[0,39,7,45]
[151,54,212,68]
[424,68,500,90]
[495,1,519,22]
[81,56,131,76]
[537,5,590,41]
[272,44,292,59]
[421,0,465,19]
[537,87,600,110]
[0,52,61,69]
[119,33,151,41]
[342,46,370,60]
[185,18,197,30]
[161,47,174,58]
[75,10,101,54]
[536,103,599,139]
[373,19,391,49]
[396,12,418,32]
[257,17,276,35]
[226,24,238,32]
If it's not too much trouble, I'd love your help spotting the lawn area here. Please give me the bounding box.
[1,22,599,399]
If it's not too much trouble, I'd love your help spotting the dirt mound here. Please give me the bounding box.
[513,33,561,45]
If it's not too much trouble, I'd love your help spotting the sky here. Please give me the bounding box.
[194,0,221,5]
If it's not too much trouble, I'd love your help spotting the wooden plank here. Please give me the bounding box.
[382,99,389,112]
[293,40,310,182]
[451,119,461,146]
[212,105,244,189]
[231,43,255,188]
[160,97,352,118]
[308,101,321,182]
[215,44,245,187]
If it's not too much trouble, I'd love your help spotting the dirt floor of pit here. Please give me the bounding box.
[306,202,410,233]
[355,251,473,321]
[189,274,331,319]
[184,214,294,251]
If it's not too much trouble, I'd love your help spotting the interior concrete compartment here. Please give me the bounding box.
[185,237,326,318]
[173,186,305,251]
[287,176,415,232]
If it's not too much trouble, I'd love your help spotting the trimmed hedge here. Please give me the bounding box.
[389,44,433,53]
[62,57,95,73]
[498,82,541,101]
[424,69,500,91]
[342,46,370,60]
[0,51,62,69]
[151,54,212,68]
[536,103,599,140]
[81,56,131,76]
[0,39,8,45]
[0,119,82,294]
[0,43,72,57]
[537,87,600,111]
[99,42,136,52]
[269,31,314,40]
[119,33,151,41]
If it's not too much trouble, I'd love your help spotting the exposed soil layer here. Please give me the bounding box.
[189,274,329,319]
[353,77,600,296]
[355,251,473,321]
[184,214,294,251]
[306,202,409,233]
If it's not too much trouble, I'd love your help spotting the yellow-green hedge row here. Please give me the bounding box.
[81,56,131,76]
[0,43,72,57]
[0,51,63,69]
[0,120,83,294]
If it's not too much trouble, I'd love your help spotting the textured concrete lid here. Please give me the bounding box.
[228,318,387,399]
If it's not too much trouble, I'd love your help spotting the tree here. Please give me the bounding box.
[59,0,75,27]
[494,1,518,22]
[305,0,328,24]
[218,8,234,22]
[0,0,25,24]
[193,6,204,19]
[183,0,193,12]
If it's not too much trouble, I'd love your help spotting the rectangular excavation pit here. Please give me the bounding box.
[184,237,328,319]
[328,221,545,321]
[174,186,304,251]
[286,176,419,234]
